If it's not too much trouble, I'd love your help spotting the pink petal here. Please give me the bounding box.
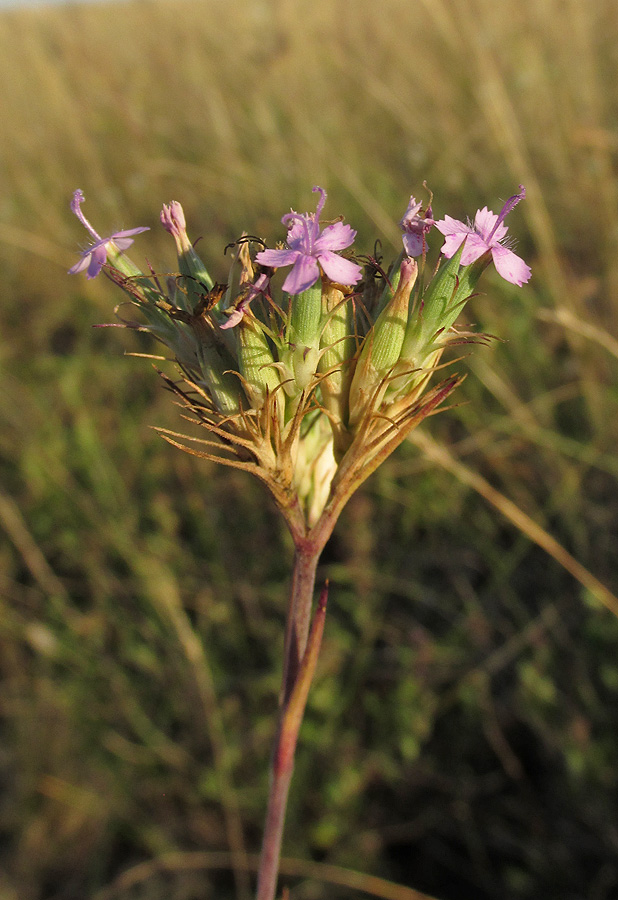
[114,227,150,239]
[282,255,320,294]
[491,245,532,286]
[402,233,425,257]
[255,247,300,268]
[472,207,497,238]
[285,216,313,251]
[400,196,422,227]
[111,236,137,251]
[434,214,470,237]
[459,234,491,266]
[317,250,362,286]
[437,235,464,259]
[220,273,270,328]
[68,254,91,275]
[474,207,508,245]
[220,307,245,330]
[109,227,149,252]
[161,202,185,235]
[314,221,357,253]
[87,245,108,278]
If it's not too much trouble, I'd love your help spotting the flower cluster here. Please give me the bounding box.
[69,185,530,531]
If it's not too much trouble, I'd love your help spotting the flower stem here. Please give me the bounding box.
[255,765,293,900]
[255,535,330,900]
[281,539,321,704]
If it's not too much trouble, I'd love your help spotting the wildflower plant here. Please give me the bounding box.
[69,183,530,900]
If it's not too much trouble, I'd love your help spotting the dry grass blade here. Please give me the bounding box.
[127,558,252,900]
[409,430,618,618]
[0,487,69,601]
[93,850,442,900]
[536,307,618,362]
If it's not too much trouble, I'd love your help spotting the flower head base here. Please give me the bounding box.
[434,185,531,286]
[255,186,362,294]
[68,189,149,279]
[400,196,435,257]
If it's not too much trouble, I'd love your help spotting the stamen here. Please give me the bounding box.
[486,185,526,243]
[282,210,315,254]
[70,189,102,242]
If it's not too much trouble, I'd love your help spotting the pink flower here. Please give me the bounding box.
[399,196,435,256]
[220,273,271,330]
[68,189,149,279]
[255,186,362,294]
[434,185,531,286]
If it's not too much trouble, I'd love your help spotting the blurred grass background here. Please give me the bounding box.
[1,0,618,898]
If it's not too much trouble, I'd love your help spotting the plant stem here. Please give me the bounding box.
[255,765,294,900]
[255,532,330,900]
[281,539,321,704]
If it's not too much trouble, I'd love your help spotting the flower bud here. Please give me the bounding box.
[369,257,418,371]
[372,251,403,320]
[399,242,480,370]
[237,314,281,411]
[318,281,355,453]
[348,257,417,425]
[289,282,323,348]
[161,201,214,311]
[286,283,323,393]
[292,414,337,526]
[183,316,242,415]
[289,343,320,394]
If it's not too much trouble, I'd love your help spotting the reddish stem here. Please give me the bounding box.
[280,539,321,704]
[255,531,331,900]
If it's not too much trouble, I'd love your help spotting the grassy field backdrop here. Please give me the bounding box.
[1,0,618,898]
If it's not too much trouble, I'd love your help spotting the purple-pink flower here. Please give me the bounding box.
[220,273,271,330]
[434,185,531,286]
[255,186,362,295]
[399,196,435,257]
[68,189,149,279]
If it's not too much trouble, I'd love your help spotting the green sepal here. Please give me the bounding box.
[177,246,214,312]
[106,246,164,309]
[318,285,355,441]
[347,258,417,427]
[289,283,323,348]
[238,315,281,409]
[363,257,417,375]
[373,250,403,320]
[195,340,243,415]
[282,283,324,394]
[400,243,485,364]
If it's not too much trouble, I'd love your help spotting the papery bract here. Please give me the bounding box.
[255,186,362,294]
[434,185,531,286]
